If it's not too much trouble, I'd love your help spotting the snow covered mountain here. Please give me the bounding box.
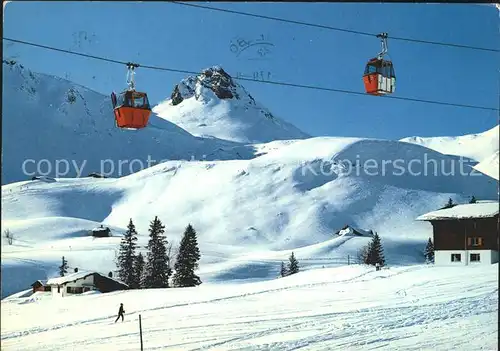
[2,135,497,297]
[2,61,499,299]
[400,125,499,164]
[152,66,310,143]
[1,61,258,185]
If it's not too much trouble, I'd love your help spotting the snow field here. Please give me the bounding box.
[1,264,498,350]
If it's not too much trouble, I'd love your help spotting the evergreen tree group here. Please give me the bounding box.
[115,217,202,290]
[172,224,202,287]
[361,232,385,267]
[280,252,300,277]
[424,238,434,263]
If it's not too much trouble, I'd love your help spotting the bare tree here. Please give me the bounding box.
[166,242,178,272]
[4,229,14,245]
[356,244,369,265]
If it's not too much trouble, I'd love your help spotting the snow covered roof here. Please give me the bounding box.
[416,201,499,221]
[46,270,128,287]
[31,280,47,286]
[46,270,95,285]
[336,225,373,237]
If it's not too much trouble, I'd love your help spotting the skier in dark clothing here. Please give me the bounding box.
[115,303,125,322]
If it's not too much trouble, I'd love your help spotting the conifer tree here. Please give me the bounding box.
[132,252,145,289]
[144,216,172,288]
[469,196,477,204]
[59,256,68,277]
[287,252,299,275]
[443,197,454,209]
[172,224,202,287]
[280,261,288,277]
[366,232,385,266]
[117,218,138,288]
[424,238,435,263]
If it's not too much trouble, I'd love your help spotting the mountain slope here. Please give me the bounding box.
[152,66,310,143]
[1,61,257,185]
[2,135,497,297]
[474,150,499,180]
[400,125,499,163]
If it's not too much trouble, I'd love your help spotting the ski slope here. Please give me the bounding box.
[1,264,498,350]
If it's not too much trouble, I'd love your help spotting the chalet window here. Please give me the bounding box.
[66,286,84,294]
[470,253,480,262]
[57,285,60,293]
[451,254,461,262]
[467,237,482,247]
[44,286,51,292]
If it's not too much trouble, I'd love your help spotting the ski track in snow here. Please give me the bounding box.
[1,265,498,350]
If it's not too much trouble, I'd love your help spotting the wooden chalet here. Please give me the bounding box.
[91,224,111,238]
[30,280,51,293]
[46,269,128,297]
[417,201,499,265]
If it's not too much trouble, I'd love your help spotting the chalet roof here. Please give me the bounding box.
[92,225,110,232]
[416,201,499,221]
[46,270,94,285]
[31,280,47,287]
[46,270,128,287]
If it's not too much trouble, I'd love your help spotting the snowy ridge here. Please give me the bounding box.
[1,61,258,185]
[400,124,499,163]
[153,66,310,143]
[474,150,499,180]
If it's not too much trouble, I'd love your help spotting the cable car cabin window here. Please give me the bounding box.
[116,93,125,108]
[115,93,133,108]
[365,63,378,75]
[381,63,395,78]
[130,94,151,109]
[389,65,396,78]
[132,95,146,108]
[143,95,151,109]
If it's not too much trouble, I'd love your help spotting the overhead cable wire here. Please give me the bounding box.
[171,1,500,53]
[3,37,499,112]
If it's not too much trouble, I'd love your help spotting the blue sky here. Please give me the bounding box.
[3,2,499,139]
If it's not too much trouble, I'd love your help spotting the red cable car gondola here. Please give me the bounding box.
[111,63,151,129]
[363,33,396,96]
